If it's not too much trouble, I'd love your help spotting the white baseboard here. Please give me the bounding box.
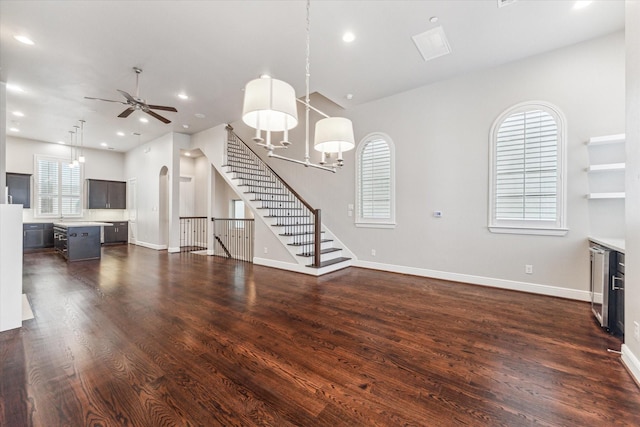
[353,260,591,301]
[253,257,321,276]
[168,247,180,253]
[621,344,640,387]
[134,241,167,251]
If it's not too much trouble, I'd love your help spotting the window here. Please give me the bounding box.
[232,199,245,228]
[489,102,567,235]
[356,133,395,228]
[35,156,83,217]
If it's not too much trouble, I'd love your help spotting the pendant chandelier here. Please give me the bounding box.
[241,0,355,173]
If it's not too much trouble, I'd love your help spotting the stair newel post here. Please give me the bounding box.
[314,209,321,267]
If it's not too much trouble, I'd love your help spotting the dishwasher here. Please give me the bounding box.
[589,242,615,330]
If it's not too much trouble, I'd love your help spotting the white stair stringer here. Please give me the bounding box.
[192,125,352,276]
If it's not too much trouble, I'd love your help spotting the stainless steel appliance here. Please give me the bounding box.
[589,243,614,329]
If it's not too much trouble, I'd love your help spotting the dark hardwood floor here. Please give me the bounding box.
[1,245,639,426]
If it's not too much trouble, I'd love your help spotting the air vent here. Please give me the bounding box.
[497,0,518,8]
[412,26,452,62]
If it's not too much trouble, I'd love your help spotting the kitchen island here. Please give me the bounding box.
[53,222,112,262]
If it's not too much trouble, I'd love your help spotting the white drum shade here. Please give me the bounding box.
[313,117,355,153]
[242,77,298,132]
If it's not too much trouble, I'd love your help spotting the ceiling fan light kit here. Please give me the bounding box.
[85,67,178,124]
[241,0,355,173]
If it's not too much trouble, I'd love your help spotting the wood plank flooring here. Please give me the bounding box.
[2,244,639,426]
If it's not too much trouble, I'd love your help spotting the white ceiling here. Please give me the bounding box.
[1,0,625,153]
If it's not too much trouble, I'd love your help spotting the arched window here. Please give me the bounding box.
[489,101,567,235]
[356,133,396,228]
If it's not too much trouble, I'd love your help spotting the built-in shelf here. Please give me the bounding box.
[587,192,625,199]
[587,163,626,172]
[587,133,626,146]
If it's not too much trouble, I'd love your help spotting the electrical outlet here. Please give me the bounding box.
[634,321,640,342]
[263,247,268,254]
[371,249,376,256]
[525,264,533,274]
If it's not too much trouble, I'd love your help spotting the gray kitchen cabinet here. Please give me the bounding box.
[87,179,126,209]
[7,173,31,208]
[104,222,128,244]
[23,223,54,250]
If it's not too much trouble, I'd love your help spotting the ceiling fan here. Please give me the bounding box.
[84,67,177,124]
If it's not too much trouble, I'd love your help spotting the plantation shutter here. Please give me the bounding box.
[359,138,391,219]
[495,110,558,221]
[36,157,82,217]
[61,163,81,215]
[37,158,60,216]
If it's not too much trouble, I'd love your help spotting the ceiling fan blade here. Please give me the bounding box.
[147,105,178,112]
[118,107,135,118]
[117,89,137,104]
[84,96,126,104]
[145,109,171,124]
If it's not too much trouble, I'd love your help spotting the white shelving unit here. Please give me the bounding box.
[586,134,626,199]
[587,133,626,146]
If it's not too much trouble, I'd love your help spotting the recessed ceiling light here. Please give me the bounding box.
[139,117,149,123]
[9,127,20,132]
[178,93,189,100]
[184,152,191,157]
[573,0,593,10]
[100,142,108,147]
[430,16,439,23]
[342,32,356,43]
[12,111,25,117]
[182,124,190,129]
[13,35,34,45]
[346,93,354,100]
[116,131,125,136]
[194,113,206,119]
[6,84,25,93]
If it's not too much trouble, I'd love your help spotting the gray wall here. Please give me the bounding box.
[233,31,626,299]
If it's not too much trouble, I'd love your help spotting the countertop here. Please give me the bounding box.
[53,222,113,228]
[589,236,625,253]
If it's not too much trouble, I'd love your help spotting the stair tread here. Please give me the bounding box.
[306,257,351,268]
[257,207,304,210]
[288,239,333,246]
[297,247,342,257]
[280,231,324,236]
[265,215,310,218]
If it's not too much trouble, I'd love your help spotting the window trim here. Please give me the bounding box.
[34,155,84,219]
[355,132,396,228]
[488,101,568,236]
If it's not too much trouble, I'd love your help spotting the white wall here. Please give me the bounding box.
[124,132,188,250]
[623,0,640,384]
[232,31,626,298]
[6,135,125,179]
[1,82,6,203]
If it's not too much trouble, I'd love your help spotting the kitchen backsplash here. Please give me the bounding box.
[21,209,128,223]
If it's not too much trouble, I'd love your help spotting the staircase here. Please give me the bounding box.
[223,126,351,274]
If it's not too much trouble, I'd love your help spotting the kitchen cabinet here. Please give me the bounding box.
[611,252,625,337]
[23,223,54,250]
[54,223,103,261]
[104,221,128,244]
[87,179,126,209]
[6,173,31,208]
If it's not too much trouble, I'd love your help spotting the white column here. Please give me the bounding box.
[0,204,23,331]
